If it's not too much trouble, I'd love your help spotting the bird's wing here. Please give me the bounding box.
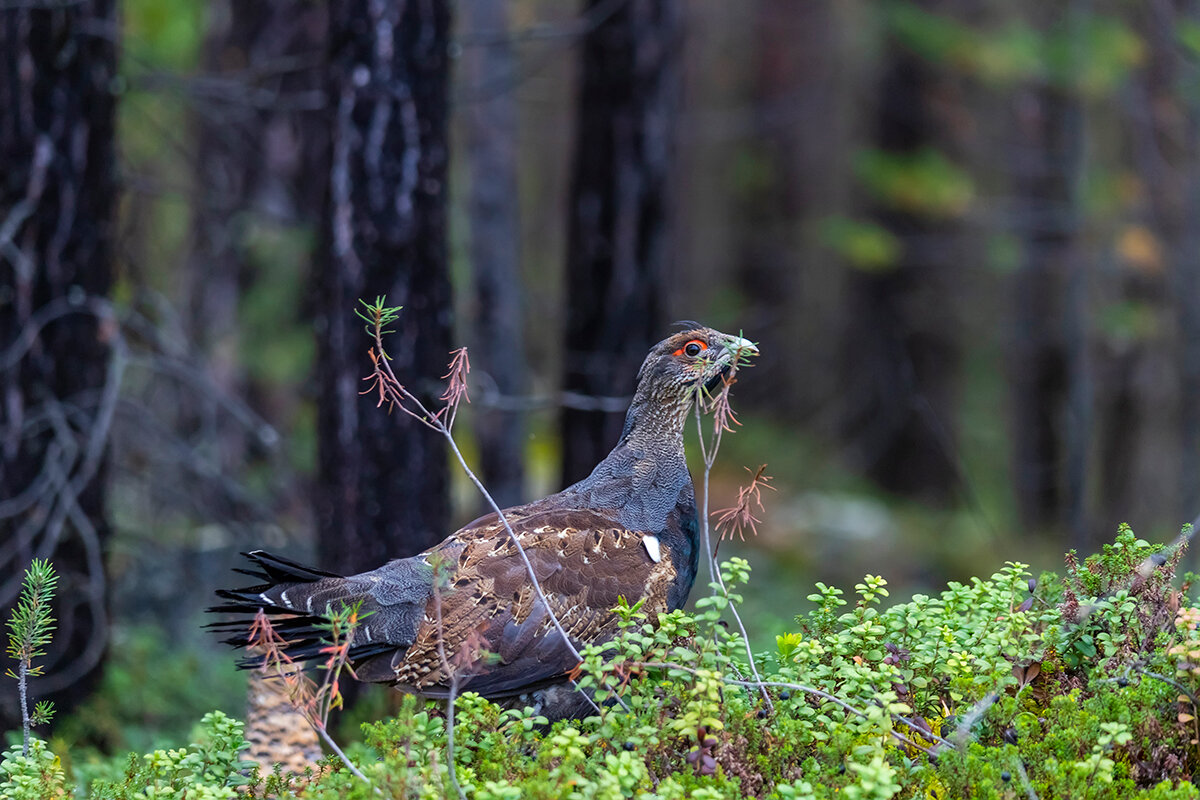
[355,507,678,698]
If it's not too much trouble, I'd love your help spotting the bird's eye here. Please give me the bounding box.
[674,339,708,358]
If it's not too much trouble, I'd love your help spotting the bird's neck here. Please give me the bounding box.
[620,380,692,448]
[568,389,695,531]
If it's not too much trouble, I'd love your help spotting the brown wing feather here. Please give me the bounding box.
[385,508,676,697]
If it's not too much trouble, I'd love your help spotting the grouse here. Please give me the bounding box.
[210,326,756,718]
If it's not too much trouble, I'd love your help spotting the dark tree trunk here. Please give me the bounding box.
[186,1,265,397]
[1009,77,1087,539]
[315,0,453,575]
[1130,0,1200,525]
[188,0,331,741]
[463,0,526,510]
[1173,27,1200,526]
[560,0,681,487]
[839,32,961,504]
[186,0,328,475]
[0,0,118,729]
[733,0,839,415]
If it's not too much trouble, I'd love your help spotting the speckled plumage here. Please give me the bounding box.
[210,326,755,716]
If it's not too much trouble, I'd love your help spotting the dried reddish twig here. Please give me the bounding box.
[436,347,471,431]
[247,609,313,711]
[247,607,371,785]
[362,343,475,435]
[312,604,362,727]
[360,347,396,412]
[713,464,775,543]
[704,373,742,434]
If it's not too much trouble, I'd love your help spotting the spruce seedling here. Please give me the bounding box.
[5,558,57,755]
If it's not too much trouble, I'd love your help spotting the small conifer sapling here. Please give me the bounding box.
[5,558,57,755]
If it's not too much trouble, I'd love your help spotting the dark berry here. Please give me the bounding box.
[779,690,791,700]
[623,742,636,752]
[1001,771,1011,783]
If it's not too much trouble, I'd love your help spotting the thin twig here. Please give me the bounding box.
[1015,759,1040,800]
[314,726,375,789]
[942,692,999,749]
[18,663,30,756]
[1133,666,1200,710]
[693,384,773,713]
[431,564,467,800]
[635,662,939,754]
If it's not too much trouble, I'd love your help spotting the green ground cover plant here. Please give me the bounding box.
[6,525,1200,799]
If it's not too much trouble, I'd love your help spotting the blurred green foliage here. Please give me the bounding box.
[853,148,974,219]
[886,2,1143,94]
[49,625,243,759]
[240,224,318,386]
[123,0,205,71]
[821,218,902,272]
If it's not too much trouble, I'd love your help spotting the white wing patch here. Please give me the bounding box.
[643,535,662,563]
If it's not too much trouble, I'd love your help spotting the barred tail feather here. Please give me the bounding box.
[207,550,385,667]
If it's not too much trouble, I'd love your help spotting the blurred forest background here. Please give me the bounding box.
[4,0,1200,755]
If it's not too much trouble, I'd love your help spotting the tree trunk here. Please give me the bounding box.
[188,0,331,745]
[1131,0,1200,525]
[0,0,118,729]
[185,0,328,487]
[315,0,453,575]
[560,0,681,487]
[462,0,526,510]
[733,0,840,415]
[838,28,962,504]
[1009,76,1087,540]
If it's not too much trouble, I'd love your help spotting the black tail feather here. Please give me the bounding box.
[231,567,269,581]
[207,550,349,669]
[210,550,408,673]
[242,549,339,583]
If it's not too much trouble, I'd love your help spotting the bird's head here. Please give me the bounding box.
[634,325,759,404]
[602,324,758,487]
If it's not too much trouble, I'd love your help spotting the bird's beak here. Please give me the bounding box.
[701,333,758,392]
[716,334,758,366]
[723,335,758,357]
